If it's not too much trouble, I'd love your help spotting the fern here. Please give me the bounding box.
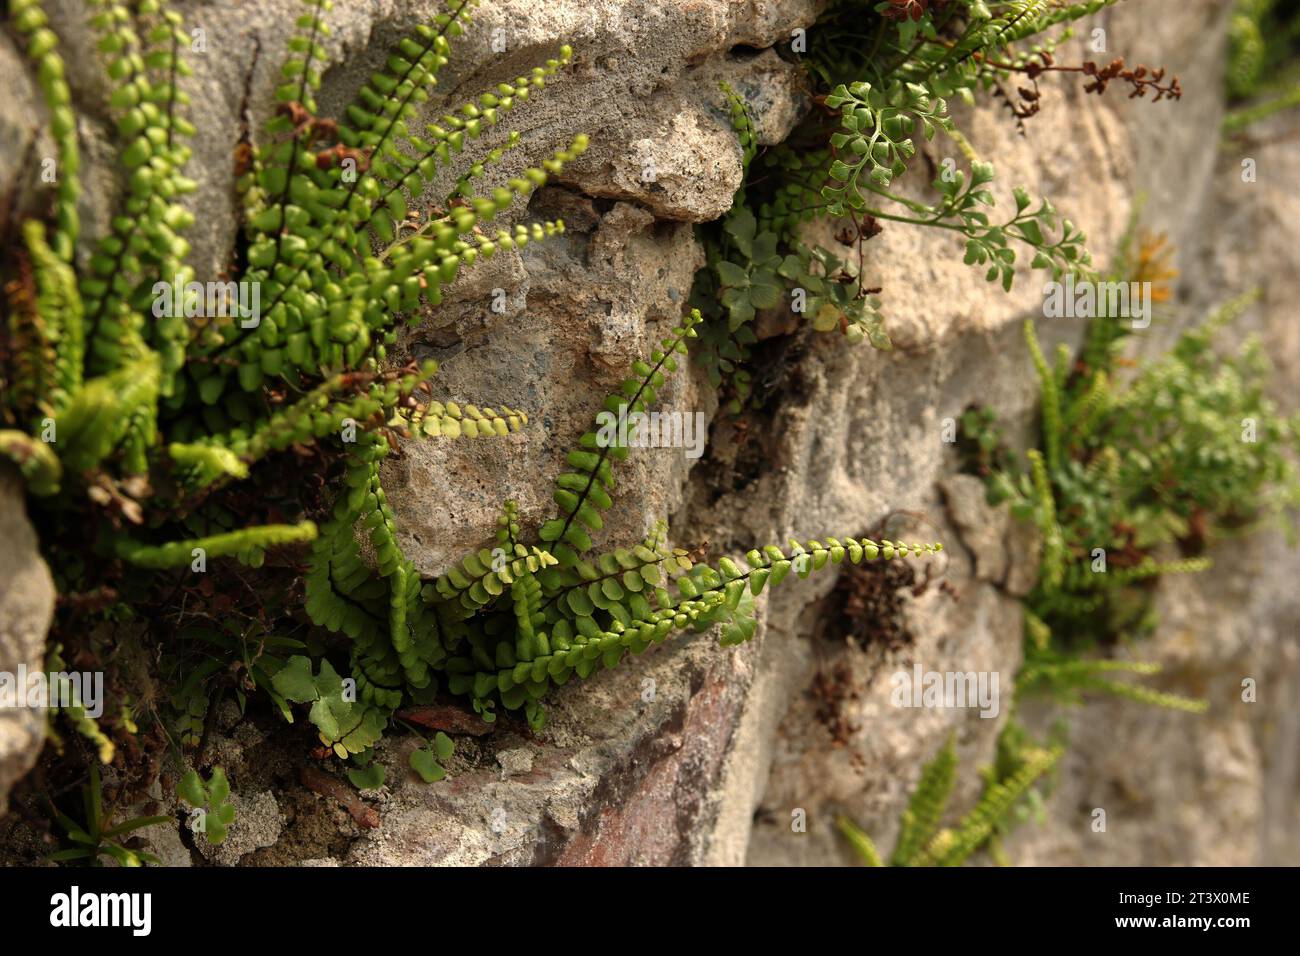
[3,0,946,810]
[421,307,945,729]
[962,228,1297,718]
[821,77,953,196]
[840,734,1061,867]
[1225,0,1300,121]
[0,0,583,779]
[889,733,957,866]
[794,0,1123,289]
[539,312,701,565]
[691,1,1159,409]
[691,84,895,413]
[115,521,318,569]
[836,815,885,867]
[10,1,82,262]
[177,766,238,845]
[914,742,1062,867]
[1024,321,1061,473]
[43,644,115,765]
[1017,649,1208,713]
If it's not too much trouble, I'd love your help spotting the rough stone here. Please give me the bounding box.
[0,468,55,814]
[196,789,285,866]
[496,748,535,777]
[1,0,1295,867]
[1002,11,1300,864]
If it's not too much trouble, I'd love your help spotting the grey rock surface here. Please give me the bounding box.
[0,0,1294,867]
[1003,64,1300,867]
[0,468,55,812]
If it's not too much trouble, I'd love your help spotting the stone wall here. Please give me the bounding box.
[1,0,1295,865]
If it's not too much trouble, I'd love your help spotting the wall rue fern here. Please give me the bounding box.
[696,0,1182,410]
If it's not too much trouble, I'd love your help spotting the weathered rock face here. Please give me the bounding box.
[741,0,1281,868]
[1000,47,1300,867]
[0,468,55,811]
[1,0,1295,866]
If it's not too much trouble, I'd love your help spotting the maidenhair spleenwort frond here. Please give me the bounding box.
[168,361,446,498]
[52,352,160,475]
[3,0,606,772]
[539,309,703,566]
[115,520,318,569]
[1022,606,1051,651]
[1017,653,1208,713]
[889,735,957,866]
[1024,320,1061,473]
[1061,555,1213,591]
[401,396,528,438]
[841,735,1061,868]
[1000,1,1118,43]
[720,81,758,204]
[4,222,77,426]
[913,743,1064,867]
[211,0,585,393]
[258,0,334,277]
[23,221,83,411]
[81,0,197,386]
[453,533,942,726]
[426,542,559,621]
[1025,448,1064,590]
[10,1,82,262]
[1071,675,1209,713]
[930,1,1051,78]
[1063,368,1110,441]
[836,815,884,867]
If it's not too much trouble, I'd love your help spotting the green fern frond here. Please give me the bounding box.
[1064,556,1212,591]
[275,0,333,115]
[81,0,196,382]
[1024,321,1062,472]
[1026,449,1064,590]
[403,397,528,438]
[890,735,957,866]
[5,226,59,420]
[457,533,942,720]
[841,733,1062,868]
[209,6,584,395]
[1073,676,1208,713]
[539,309,703,566]
[1001,1,1118,43]
[1023,606,1051,651]
[11,0,82,261]
[1018,655,1162,688]
[1017,653,1207,712]
[0,430,63,496]
[428,544,559,618]
[720,81,758,206]
[837,815,884,867]
[54,353,160,475]
[1065,369,1111,440]
[496,499,520,550]
[821,79,953,200]
[115,520,318,569]
[538,541,690,622]
[24,221,83,411]
[916,744,1063,868]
